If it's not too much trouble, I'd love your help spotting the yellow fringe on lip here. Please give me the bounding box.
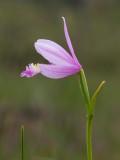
[29,63,40,72]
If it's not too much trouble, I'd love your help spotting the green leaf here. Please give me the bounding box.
[21,125,24,160]
[91,80,106,108]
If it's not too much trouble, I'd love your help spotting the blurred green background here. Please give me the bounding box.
[0,0,120,159]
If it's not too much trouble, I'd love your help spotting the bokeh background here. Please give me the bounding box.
[0,0,120,159]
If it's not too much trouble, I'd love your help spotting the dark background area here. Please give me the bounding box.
[0,0,120,159]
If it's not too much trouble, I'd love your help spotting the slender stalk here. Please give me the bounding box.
[78,69,91,111]
[79,69,105,160]
[79,70,93,160]
[21,125,24,160]
[86,113,93,160]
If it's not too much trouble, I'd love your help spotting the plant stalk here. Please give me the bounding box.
[86,113,93,160]
[79,70,93,160]
[79,69,105,160]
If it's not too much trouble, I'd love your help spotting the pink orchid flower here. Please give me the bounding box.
[20,17,82,79]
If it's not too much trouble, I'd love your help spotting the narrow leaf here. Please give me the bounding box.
[91,80,106,107]
[21,125,24,160]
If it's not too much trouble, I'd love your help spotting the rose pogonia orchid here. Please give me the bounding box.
[20,17,106,160]
[20,17,82,79]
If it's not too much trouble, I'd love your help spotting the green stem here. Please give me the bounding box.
[78,69,91,111]
[21,125,24,160]
[79,69,105,160]
[86,113,93,160]
[79,70,93,160]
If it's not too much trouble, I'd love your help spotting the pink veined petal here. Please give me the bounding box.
[62,17,80,65]
[40,64,80,79]
[34,39,75,66]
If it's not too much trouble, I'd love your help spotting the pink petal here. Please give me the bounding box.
[62,17,80,65]
[40,64,80,79]
[34,39,75,66]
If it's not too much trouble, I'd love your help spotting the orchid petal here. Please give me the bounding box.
[40,64,80,79]
[34,39,75,66]
[20,63,40,78]
[62,17,80,65]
